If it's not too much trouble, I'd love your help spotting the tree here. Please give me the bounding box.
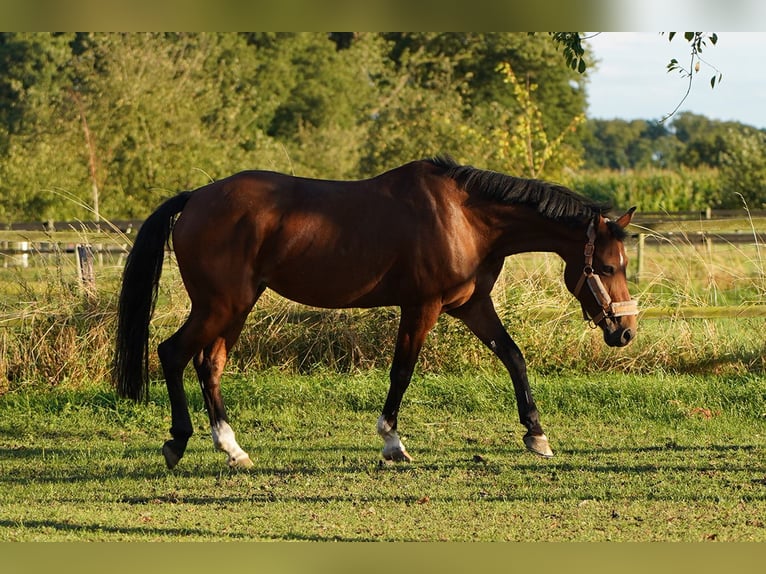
[359,32,588,176]
[490,62,583,179]
[66,33,241,218]
[0,33,77,220]
[0,33,74,147]
[1,33,288,220]
[261,32,385,178]
[582,119,679,170]
[719,128,766,208]
[358,33,487,174]
[0,32,600,221]
[669,111,733,168]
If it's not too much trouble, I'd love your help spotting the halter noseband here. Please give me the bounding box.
[573,218,639,327]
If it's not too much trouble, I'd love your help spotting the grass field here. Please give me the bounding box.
[1,224,765,542]
[1,370,764,542]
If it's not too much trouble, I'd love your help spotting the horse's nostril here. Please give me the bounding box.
[621,329,633,344]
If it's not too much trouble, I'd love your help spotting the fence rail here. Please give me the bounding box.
[634,230,766,245]
[2,211,765,284]
[2,219,140,233]
[0,241,128,255]
[632,208,766,224]
[3,209,766,232]
[1,211,765,324]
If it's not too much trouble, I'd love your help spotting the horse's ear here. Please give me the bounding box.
[615,206,636,229]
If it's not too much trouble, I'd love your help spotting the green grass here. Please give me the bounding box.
[1,227,765,541]
[1,370,764,541]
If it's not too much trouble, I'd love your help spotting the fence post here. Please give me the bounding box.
[76,244,96,296]
[705,234,713,260]
[635,233,645,284]
[8,241,30,268]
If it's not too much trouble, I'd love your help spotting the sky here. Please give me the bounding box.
[585,32,766,129]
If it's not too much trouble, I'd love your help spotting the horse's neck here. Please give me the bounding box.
[489,207,585,259]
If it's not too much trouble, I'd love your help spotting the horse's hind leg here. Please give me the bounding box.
[157,305,242,469]
[157,324,197,469]
[193,307,254,468]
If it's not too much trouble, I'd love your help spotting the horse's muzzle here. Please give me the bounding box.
[604,325,635,348]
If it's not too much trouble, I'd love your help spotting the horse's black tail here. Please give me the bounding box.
[113,192,192,402]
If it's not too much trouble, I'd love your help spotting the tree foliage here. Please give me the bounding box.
[719,128,766,208]
[0,32,591,221]
[582,111,766,208]
[490,62,583,179]
[0,32,764,221]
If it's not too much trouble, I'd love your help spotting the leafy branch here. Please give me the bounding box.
[661,32,723,123]
[548,32,589,73]
[543,32,723,123]
[493,62,584,179]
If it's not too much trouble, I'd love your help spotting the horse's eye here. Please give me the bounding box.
[602,265,615,276]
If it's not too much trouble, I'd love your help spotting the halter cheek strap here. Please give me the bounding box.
[573,219,639,326]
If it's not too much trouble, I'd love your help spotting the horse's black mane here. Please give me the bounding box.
[426,155,618,232]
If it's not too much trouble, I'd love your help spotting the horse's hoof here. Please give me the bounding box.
[382,447,413,463]
[228,454,254,469]
[162,441,182,469]
[524,434,554,458]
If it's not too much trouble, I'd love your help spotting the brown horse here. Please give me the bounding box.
[114,156,638,469]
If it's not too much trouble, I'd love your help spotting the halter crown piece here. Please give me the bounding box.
[573,218,639,326]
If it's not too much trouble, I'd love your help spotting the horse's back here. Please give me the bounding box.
[171,162,480,309]
[173,161,451,254]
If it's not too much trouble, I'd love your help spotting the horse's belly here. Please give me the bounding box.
[265,271,394,309]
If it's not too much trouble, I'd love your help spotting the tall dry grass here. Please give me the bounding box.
[1,232,764,395]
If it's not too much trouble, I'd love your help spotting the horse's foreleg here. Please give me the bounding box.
[379,304,441,462]
[449,296,553,458]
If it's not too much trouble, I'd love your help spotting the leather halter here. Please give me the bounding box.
[573,218,639,326]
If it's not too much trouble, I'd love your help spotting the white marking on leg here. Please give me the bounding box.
[376,415,411,461]
[212,421,253,468]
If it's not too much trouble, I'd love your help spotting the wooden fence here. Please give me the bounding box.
[0,239,129,268]
[1,219,141,233]
[628,209,766,284]
[5,210,764,257]
[0,219,135,269]
[2,209,765,286]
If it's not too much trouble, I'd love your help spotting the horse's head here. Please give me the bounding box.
[564,208,638,348]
